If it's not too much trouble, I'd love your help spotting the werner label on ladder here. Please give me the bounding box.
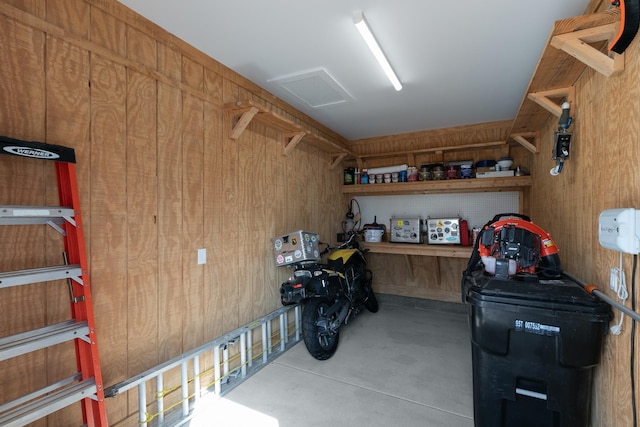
[0,136,108,427]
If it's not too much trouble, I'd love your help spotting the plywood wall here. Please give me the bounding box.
[527,31,640,427]
[0,1,345,425]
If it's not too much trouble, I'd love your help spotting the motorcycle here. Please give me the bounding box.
[279,231,378,360]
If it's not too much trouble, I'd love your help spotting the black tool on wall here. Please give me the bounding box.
[609,0,640,54]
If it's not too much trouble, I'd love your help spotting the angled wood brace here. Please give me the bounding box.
[282,132,305,156]
[550,23,624,77]
[528,86,575,118]
[511,132,540,154]
[228,106,259,140]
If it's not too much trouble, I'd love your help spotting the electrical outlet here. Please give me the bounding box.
[609,267,618,292]
[198,248,206,265]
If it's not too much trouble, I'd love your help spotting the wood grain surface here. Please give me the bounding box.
[0,0,636,425]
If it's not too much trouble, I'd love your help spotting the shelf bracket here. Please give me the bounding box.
[330,153,348,170]
[527,86,575,118]
[229,106,259,140]
[511,132,539,154]
[282,132,305,156]
[550,23,624,77]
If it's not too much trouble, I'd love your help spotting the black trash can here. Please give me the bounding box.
[466,275,611,427]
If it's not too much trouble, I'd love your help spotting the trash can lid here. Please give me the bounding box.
[467,276,610,314]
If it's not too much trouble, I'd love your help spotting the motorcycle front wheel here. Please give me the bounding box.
[302,298,339,360]
[363,271,379,313]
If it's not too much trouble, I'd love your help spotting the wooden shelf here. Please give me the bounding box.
[509,10,621,151]
[342,175,532,196]
[361,241,472,284]
[361,241,472,258]
[354,140,508,164]
[224,100,355,168]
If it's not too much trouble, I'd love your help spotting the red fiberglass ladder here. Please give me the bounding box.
[0,137,108,426]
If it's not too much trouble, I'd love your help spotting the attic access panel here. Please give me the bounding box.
[268,68,354,109]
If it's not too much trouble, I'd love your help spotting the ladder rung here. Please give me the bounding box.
[0,377,97,427]
[0,320,90,362]
[0,205,75,225]
[0,265,83,289]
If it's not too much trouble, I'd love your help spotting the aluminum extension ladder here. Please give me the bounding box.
[0,137,108,426]
[104,304,302,426]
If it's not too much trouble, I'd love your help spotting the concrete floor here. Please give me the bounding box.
[189,294,474,427]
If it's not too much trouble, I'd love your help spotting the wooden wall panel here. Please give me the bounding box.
[157,81,184,361]
[126,69,159,376]
[46,0,89,39]
[236,90,254,325]
[90,5,126,56]
[527,30,640,427]
[0,14,45,140]
[0,1,346,425]
[126,25,156,70]
[220,79,240,333]
[203,100,224,341]
[181,93,205,350]
[89,52,129,408]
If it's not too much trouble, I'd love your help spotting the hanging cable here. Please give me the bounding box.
[631,254,637,427]
[612,251,630,335]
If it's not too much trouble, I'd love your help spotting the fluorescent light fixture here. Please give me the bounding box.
[353,11,402,91]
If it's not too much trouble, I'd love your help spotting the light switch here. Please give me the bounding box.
[198,248,206,265]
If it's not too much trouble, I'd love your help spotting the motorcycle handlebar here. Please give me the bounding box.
[320,231,361,255]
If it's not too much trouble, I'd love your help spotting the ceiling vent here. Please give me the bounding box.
[268,68,354,109]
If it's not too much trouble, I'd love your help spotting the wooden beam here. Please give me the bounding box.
[282,132,305,156]
[511,132,539,154]
[550,23,624,77]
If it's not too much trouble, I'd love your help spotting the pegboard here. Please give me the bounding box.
[352,192,520,231]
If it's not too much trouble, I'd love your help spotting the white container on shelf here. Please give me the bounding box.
[364,229,384,242]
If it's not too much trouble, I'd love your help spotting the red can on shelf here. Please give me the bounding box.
[446,165,460,179]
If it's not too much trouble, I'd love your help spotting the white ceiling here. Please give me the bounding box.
[118,0,590,140]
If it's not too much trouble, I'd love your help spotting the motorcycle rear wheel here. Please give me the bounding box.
[302,298,339,360]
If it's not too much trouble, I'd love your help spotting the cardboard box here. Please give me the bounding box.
[272,230,321,266]
[476,170,515,178]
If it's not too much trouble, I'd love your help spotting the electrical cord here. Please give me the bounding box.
[342,198,362,234]
[612,252,630,335]
[632,254,637,427]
